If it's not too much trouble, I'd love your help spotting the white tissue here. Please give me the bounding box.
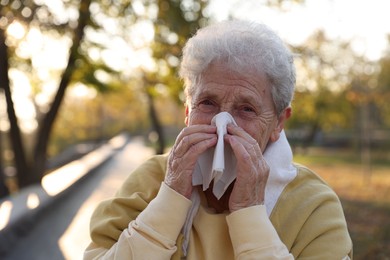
[192,112,237,199]
[212,112,232,173]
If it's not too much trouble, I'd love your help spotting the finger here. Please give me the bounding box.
[169,124,216,164]
[228,136,269,211]
[226,124,261,158]
[170,135,217,172]
[224,135,262,164]
[226,124,255,144]
[225,133,269,185]
[228,133,269,180]
[166,132,217,198]
[225,135,255,168]
[174,132,217,158]
[175,125,217,145]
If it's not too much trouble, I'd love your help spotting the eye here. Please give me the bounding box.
[237,104,258,118]
[242,106,255,113]
[240,104,257,114]
[200,99,214,106]
[197,99,218,113]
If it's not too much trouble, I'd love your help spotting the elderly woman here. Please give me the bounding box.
[84,20,352,259]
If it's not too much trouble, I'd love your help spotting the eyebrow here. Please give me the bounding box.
[194,88,263,109]
[239,92,261,105]
[194,89,219,100]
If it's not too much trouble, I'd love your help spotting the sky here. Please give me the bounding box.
[208,0,390,61]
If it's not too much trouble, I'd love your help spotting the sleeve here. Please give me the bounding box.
[226,205,294,260]
[84,183,192,259]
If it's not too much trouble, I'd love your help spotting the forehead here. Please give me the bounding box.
[192,62,271,101]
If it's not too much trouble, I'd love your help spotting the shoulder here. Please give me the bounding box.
[288,163,335,197]
[272,163,342,218]
[270,163,352,258]
[116,153,169,198]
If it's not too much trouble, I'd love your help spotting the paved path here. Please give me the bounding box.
[3,138,154,260]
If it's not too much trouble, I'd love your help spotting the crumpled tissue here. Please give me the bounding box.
[192,111,237,199]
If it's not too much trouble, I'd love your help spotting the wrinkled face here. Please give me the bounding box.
[185,62,289,151]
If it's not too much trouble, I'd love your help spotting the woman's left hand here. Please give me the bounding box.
[224,124,270,212]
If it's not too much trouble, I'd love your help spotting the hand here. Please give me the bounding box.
[224,124,269,212]
[165,125,217,199]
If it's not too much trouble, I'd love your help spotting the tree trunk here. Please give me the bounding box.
[32,0,92,180]
[0,168,9,198]
[303,120,319,148]
[0,130,10,198]
[145,90,165,154]
[0,27,31,188]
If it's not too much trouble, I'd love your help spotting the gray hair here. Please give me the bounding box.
[179,20,296,115]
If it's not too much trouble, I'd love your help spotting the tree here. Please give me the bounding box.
[0,126,9,197]
[0,0,210,191]
[94,0,209,154]
[145,0,208,154]
[30,0,92,186]
[376,47,390,127]
[0,21,29,189]
[288,31,358,146]
[0,0,93,188]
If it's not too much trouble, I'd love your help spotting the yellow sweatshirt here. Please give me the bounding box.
[84,154,352,259]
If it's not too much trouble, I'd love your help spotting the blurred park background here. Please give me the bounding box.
[0,0,389,259]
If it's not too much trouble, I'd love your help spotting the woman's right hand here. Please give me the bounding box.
[165,125,217,199]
